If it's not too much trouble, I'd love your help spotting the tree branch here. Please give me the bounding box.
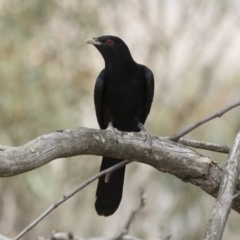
[170,100,240,141]
[13,160,130,240]
[112,190,146,240]
[203,131,240,240]
[1,127,240,216]
[0,127,210,177]
[159,137,230,154]
[36,191,150,240]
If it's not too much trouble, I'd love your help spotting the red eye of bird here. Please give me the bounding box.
[105,39,113,45]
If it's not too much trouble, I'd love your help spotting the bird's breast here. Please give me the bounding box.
[103,77,144,114]
[106,78,143,98]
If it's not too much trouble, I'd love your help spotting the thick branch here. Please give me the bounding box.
[203,131,240,240]
[1,127,240,214]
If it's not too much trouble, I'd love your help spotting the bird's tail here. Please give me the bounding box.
[95,157,125,216]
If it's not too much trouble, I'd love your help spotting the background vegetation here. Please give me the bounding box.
[1,0,240,239]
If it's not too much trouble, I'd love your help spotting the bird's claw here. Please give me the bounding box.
[138,123,153,153]
[104,122,122,182]
[106,122,120,144]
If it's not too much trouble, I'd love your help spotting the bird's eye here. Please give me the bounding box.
[105,39,113,45]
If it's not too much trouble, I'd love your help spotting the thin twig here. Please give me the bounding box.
[112,190,147,240]
[178,138,230,154]
[232,191,240,199]
[159,137,230,154]
[122,190,146,235]
[13,160,131,240]
[203,131,240,240]
[170,100,240,141]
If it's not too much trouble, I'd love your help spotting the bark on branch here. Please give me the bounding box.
[1,127,240,214]
[203,131,240,240]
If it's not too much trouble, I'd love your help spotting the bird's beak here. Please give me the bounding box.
[84,37,102,46]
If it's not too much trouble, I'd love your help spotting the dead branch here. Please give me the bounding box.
[37,191,149,240]
[13,160,130,240]
[158,137,230,154]
[203,131,240,240]
[177,138,230,154]
[170,100,240,141]
[112,190,147,240]
[1,127,240,215]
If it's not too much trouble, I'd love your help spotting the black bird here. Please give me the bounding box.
[85,35,154,216]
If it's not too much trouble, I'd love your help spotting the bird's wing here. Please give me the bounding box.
[142,66,154,123]
[94,69,105,129]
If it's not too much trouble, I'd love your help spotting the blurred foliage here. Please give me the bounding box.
[1,0,240,239]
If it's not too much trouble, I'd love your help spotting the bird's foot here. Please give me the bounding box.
[104,122,121,183]
[106,122,121,144]
[138,122,153,153]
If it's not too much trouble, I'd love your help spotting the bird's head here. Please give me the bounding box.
[85,35,133,63]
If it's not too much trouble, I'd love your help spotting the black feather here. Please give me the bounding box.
[90,35,154,216]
